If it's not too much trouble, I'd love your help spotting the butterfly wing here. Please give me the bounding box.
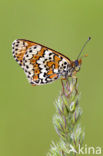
[12,39,71,85]
[12,39,37,67]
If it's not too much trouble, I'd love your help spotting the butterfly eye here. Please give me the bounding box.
[75,60,79,67]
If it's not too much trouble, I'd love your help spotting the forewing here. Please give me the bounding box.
[12,39,37,67]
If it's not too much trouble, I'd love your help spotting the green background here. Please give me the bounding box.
[0,0,103,156]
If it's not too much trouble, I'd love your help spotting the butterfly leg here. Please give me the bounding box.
[61,77,70,95]
[31,83,36,86]
[72,75,78,95]
[32,84,36,86]
[61,78,65,95]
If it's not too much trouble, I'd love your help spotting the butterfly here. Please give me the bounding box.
[12,38,91,86]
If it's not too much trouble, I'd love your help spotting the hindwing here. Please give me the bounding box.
[12,39,71,85]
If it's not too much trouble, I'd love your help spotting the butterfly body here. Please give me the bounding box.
[12,39,82,86]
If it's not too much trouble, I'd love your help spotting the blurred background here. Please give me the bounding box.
[0,0,103,156]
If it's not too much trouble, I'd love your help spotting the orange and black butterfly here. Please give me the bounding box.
[12,37,91,86]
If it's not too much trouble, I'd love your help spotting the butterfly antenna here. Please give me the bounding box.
[77,37,91,59]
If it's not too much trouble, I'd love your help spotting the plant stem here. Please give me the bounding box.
[47,78,85,156]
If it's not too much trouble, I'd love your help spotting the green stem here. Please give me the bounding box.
[47,78,85,156]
